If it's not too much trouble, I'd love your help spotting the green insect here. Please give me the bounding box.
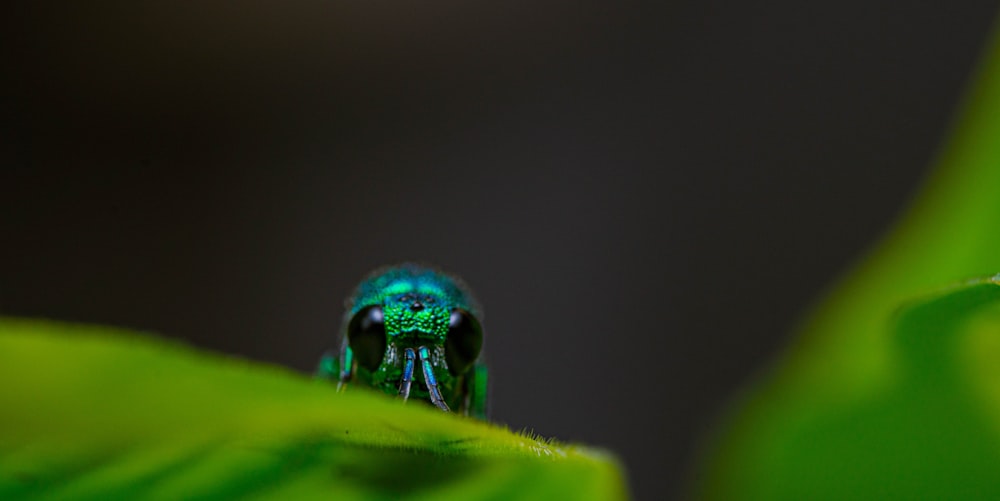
[318,264,489,419]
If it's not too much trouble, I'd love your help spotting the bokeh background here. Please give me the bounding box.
[4,2,999,499]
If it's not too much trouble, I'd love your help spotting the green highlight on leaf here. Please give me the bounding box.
[697,13,1000,501]
[0,318,627,500]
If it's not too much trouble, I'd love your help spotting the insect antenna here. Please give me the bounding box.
[418,346,451,411]
[398,347,416,401]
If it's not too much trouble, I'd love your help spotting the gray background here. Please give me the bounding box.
[4,2,999,499]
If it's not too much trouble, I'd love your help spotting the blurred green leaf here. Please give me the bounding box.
[699,16,1000,501]
[704,277,1000,499]
[0,318,626,500]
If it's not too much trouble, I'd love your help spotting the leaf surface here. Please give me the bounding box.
[0,318,626,501]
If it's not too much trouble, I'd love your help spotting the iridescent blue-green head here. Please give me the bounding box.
[340,264,484,411]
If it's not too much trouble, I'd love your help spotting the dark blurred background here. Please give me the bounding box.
[3,2,999,499]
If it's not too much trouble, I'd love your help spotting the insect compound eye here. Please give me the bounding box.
[347,305,387,372]
[445,309,483,376]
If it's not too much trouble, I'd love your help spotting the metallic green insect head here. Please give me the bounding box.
[318,264,489,419]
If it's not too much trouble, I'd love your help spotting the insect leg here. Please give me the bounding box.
[398,347,416,401]
[337,337,354,391]
[467,362,489,420]
[418,346,450,411]
[316,350,339,381]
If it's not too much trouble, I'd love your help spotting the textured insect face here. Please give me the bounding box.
[327,265,487,416]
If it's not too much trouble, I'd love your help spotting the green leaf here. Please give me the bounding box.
[0,318,627,500]
[699,17,1000,501]
[703,277,1000,499]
